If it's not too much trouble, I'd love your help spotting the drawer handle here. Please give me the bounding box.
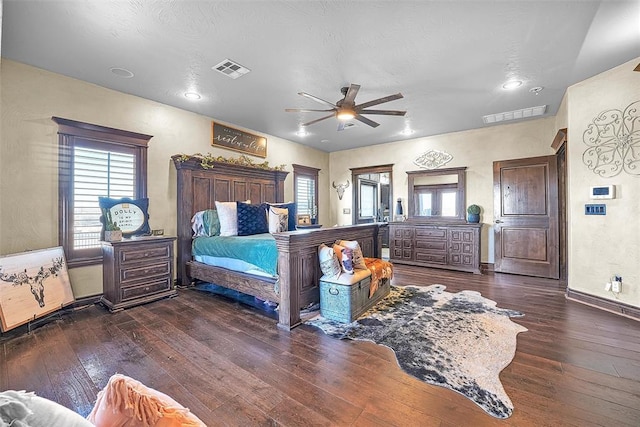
[329,287,339,295]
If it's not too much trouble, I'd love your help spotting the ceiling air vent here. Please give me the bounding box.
[212,59,251,79]
[483,105,547,124]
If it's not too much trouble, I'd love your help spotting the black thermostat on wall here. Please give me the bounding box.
[589,185,615,199]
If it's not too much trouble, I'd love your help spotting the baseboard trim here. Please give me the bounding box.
[481,263,494,273]
[566,288,640,321]
[69,294,103,309]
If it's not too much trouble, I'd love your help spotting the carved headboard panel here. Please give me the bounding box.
[172,155,289,285]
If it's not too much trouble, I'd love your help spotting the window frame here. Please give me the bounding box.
[292,164,320,222]
[54,117,151,267]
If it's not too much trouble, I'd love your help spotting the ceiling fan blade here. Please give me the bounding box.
[354,114,380,128]
[302,113,335,127]
[359,109,406,116]
[343,84,361,105]
[285,108,335,113]
[298,92,337,108]
[355,93,403,110]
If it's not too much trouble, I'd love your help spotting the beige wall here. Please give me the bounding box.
[3,55,639,310]
[566,57,640,307]
[329,117,557,263]
[0,60,329,297]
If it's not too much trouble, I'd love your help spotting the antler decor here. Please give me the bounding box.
[582,100,640,177]
[332,180,350,200]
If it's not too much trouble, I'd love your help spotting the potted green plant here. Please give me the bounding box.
[102,208,122,241]
[467,204,481,223]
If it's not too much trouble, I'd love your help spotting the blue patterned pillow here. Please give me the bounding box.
[262,202,297,231]
[237,202,269,236]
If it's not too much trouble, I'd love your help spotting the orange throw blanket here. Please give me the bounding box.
[364,258,393,297]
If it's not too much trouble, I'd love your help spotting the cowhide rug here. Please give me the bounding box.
[306,285,527,419]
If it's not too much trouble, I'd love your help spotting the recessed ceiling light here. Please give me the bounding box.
[401,128,415,136]
[184,92,201,100]
[296,129,309,137]
[110,67,134,78]
[502,80,523,90]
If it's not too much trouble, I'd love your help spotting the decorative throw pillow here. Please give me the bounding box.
[263,202,297,231]
[191,209,220,237]
[0,390,95,427]
[87,374,206,427]
[333,243,355,275]
[318,243,341,279]
[202,209,220,236]
[237,202,269,236]
[268,206,289,234]
[335,239,367,270]
[215,200,250,236]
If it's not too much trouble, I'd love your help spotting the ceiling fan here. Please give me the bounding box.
[285,83,406,131]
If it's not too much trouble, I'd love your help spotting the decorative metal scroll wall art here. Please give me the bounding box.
[582,100,640,177]
[413,149,453,169]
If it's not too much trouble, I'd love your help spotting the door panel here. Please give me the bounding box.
[494,156,559,279]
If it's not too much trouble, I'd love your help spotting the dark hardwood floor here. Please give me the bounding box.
[2,265,639,426]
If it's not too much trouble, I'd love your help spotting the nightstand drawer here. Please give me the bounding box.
[120,261,171,284]
[120,245,171,263]
[121,278,172,301]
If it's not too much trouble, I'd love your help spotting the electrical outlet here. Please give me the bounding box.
[612,280,621,293]
[343,208,351,214]
[152,229,164,236]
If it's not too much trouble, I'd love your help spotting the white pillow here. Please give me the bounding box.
[335,239,367,270]
[318,243,341,279]
[268,206,289,233]
[215,200,250,236]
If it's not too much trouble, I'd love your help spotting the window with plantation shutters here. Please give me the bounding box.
[73,147,136,250]
[54,117,150,267]
[292,164,320,224]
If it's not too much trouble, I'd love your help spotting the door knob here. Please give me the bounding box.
[495,219,503,223]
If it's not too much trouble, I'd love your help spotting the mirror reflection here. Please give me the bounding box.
[407,167,466,222]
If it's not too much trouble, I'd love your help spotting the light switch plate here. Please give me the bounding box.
[343,208,351,214]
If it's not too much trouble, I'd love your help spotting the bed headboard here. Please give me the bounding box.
[172,155,289,285]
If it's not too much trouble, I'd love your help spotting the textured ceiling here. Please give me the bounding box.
[2,1,639,152]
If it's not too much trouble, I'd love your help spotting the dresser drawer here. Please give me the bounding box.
[120,244,171,263]
[415,251,447,264]
[121,277,172,301]
[415,228,447,240]
[415,239,447,251]
[120,261,171,284]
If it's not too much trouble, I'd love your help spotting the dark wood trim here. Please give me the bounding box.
[350,164,394,224]
[292,164,320,222]
[481,262,494,273]
[54,117,151,268]
[566,288,640,321]
[52,116,152,146]
[634,62,640,72]
[551,128,567,152]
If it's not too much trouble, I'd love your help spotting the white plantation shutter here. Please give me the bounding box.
[295,176,315,216]
[73,147,135,249]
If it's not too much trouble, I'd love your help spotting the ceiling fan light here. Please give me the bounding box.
[336,109,355,120]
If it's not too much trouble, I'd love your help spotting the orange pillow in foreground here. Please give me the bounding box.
[87,374,205,427]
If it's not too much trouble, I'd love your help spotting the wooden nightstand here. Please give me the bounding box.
[101,236,177,311]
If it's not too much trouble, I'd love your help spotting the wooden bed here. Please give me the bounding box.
[173,155,382,330]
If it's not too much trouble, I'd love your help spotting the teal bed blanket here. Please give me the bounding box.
[192,233,278,276]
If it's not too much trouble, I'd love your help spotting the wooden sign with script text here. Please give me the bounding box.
[211,122,267,158]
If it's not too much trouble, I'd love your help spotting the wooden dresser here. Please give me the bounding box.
[101,236,177,311]
[389,222,482,274]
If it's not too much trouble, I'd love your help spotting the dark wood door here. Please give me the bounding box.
[493,155,559,279]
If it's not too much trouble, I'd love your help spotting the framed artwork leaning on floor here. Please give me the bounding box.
[0,246,74,332]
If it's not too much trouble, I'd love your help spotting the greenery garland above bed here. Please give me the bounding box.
[174,153,286,171]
